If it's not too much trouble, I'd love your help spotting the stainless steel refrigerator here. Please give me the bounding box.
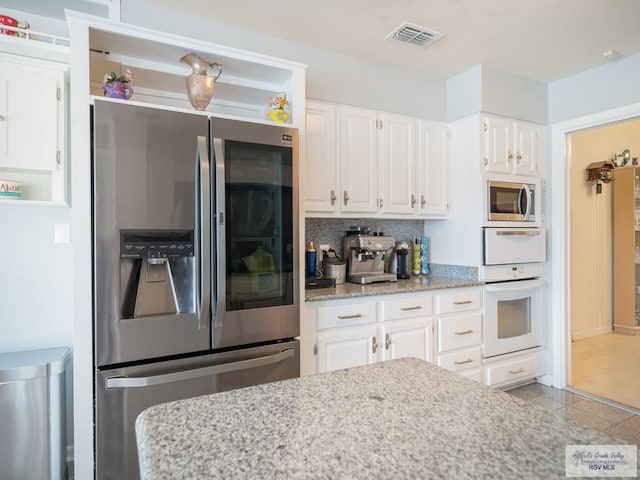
[92,100,300,479]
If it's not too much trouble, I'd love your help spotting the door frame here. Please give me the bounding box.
[550,101,640,388]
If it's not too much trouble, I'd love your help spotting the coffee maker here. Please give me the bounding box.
[343,231,397,284]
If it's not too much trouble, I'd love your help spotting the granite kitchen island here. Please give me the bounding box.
[136,358,627,479]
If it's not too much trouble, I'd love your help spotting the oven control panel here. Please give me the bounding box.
[479,263,544,282]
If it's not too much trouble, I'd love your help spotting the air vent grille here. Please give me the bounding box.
[386,22,444,48]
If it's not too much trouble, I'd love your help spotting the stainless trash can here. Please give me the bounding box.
[0,347,71,480]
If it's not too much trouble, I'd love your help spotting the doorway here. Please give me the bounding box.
[565,117,640,411]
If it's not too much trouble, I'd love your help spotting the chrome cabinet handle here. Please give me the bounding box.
[0,114,5,121]
[378,198,384,209]
[454,329,474,336]
[509,368,525,375]
[517,152,522,163]
[421,194,426,207]
[372,336,378,354]
[343,190,349,206]
[411,194,416,207]
[508,150,513,160]
[400,306,422,311]
[496,230,540,236]
[330,189,336,206]
[453,300,473,305]
[385,333,391,350]
[337,314,363,320]
[454,359,473,365]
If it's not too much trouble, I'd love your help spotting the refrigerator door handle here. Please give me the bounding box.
[197,136,211,330]
[105,348,295,389]
[212,137,226,328]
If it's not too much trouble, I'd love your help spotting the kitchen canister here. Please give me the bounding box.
[323,256,346,284]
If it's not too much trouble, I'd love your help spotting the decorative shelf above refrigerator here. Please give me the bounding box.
[68,12,306,127]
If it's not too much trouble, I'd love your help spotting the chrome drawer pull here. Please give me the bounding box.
[496,230,540,236]
[400,306,422,311]
[508,368,525,375]
[372,336,378,354]
[453,300,473,305]
[454,359,473,365]
[454,329,474,336]
[337,314,363,320]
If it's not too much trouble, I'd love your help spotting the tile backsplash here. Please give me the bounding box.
[305,218,426,257]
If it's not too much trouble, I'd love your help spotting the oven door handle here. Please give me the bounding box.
[485,282,542,293]
[104,348,295,389]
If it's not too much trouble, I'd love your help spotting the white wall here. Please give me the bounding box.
[446,65,548,124]
[549,53,640,124]
[121,0,448,121]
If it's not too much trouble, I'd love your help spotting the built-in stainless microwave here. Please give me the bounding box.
[487,180,536,222]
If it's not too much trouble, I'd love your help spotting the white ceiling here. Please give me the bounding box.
[5,0,640,83]
[135,0,640,83]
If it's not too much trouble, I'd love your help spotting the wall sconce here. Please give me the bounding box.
[586,161,614,194]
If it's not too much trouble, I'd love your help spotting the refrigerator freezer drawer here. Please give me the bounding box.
[95,340,300,480]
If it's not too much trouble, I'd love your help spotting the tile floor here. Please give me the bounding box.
[571,332,640,410]
[507,382,640,446]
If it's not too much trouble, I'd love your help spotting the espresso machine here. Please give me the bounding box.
[343,232,397,284]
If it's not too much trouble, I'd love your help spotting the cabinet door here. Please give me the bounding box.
[304,101,338,213]
[381,113,416,215]
[338,106,379,213]
[417,120,448,216]
[0,62,62,171]
[316,325,378,373]
[482,116,512,174]
[513,122,538,176]
[380,318,433,363]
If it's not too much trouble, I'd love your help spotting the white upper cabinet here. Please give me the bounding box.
[304,100,338,213]
[338,105,379,213]
[482,115,540,177]
[304,100,448,219]
[417,120,448,216]
[381,113,416,215]
[0,53,67,204]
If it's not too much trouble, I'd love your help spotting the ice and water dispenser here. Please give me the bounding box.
[120,230,196,319]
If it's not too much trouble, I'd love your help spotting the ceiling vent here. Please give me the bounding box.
[386,22,444,48]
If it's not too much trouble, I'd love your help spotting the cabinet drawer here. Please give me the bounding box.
[436,288,482,314]
[381,296,432,320]
[483,353,540,387]
[437,313,482,352]
[437,347,481,372]
[317,302,377,330]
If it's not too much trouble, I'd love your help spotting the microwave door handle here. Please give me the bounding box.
[197,136,211,330]
[523,184,532,220]
[212,137,226,333]
[517,185,525,217]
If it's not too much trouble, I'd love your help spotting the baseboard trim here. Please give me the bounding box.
[571,326,612,341]
[613,324,640,336]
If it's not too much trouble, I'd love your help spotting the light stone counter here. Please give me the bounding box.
[306,264,483,302]
[135,358,625,480]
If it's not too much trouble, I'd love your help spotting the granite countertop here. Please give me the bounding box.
[135,358,624,480]
[306,264,484,302]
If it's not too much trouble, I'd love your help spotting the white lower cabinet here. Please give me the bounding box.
[483,349,542,388]
[380,318,433,362]
[316,325,378,373]
[435,287,483,382]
